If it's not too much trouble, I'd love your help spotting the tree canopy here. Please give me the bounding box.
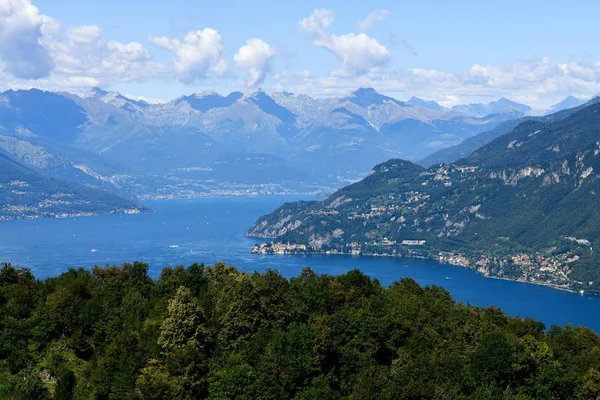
[0,261,598,399]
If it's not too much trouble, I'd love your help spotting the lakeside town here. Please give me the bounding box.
[252,240,591,294]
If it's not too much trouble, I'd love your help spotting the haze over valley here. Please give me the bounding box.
[0,86,593,213]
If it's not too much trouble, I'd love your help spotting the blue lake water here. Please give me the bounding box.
[0,196,599,331]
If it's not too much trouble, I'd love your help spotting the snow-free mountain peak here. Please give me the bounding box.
[407,96,444,111]
[173,91,243,112]
[241,88,297,124]
[545,95,585,114]
[345,87,407,108]
[84,86,149,108]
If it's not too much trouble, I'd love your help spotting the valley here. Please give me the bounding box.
[0,87,535,201]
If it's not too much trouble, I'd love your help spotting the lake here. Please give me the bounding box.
[1,196,599,331]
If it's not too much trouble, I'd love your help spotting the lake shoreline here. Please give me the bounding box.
[2,196,598,331]
[249,246,585,296]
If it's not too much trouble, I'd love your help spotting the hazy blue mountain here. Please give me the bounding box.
[544,95,586,115]
[346,87,408,107]
[243,89,297,124]
[420,119,528,166]
[464,100,600,169]
[452,97,531,117]
[0,133,143,197]
[85,87,152,108]
[407,96,444,111]
[0,153,147,219]
[421,97,600,166]
[0,87,534,197]
[0,89,87,144]
[173,90,243,112]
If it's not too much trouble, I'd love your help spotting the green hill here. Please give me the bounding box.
[248,101,600,294]
[421,97,600,167]
[0,154,148,219]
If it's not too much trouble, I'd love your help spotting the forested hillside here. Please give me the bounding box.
[1,262,600,399]
[248,101,600,293]
[0,154,147,219]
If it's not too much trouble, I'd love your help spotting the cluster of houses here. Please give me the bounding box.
[251,242,308,254]
[445,250,578,288]
[438,252,471,267]
[252,237,428,256]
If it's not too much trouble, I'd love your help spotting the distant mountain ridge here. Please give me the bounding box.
[0,87,533,198]
[452,97,532,118]
[421,96,600,166]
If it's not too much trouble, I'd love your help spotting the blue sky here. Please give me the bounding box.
[2,0,600,108]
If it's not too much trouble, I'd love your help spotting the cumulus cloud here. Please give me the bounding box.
[234,38,277,87]
[44,25,162,87]
[3,1,600,110]
[0,0,164,92]
[299,9,390,76]
[149,29,227,84]
[125,94,166,104]
[357,9,390,31]
[0,0,54,79]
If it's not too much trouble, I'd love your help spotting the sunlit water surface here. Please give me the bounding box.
[0,196,598,331]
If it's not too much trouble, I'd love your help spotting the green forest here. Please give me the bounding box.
[1,262,600,399]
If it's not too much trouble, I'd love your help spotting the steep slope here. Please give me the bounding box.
[464,101,600,169]
[286,88,524,173]
[172,90,243,112]
[0,154,147,219]
[421,97,600,166]
[0,133,144,197]
[0,89,316,196]
[545,95,586,114]
[420,118,529,166]
[248,100,600,293]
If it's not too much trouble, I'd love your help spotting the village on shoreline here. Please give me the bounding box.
[251,240,589,295]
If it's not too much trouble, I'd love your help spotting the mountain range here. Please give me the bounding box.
[247,99,600,294]
[0,87,542,200]
[0,86,593,219]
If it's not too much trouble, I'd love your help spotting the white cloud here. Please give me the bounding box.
[299,9,390,76]
[436,94,460,108]
[0,0,54,79]
[45,25,162,86]
[357,9,390,31]
[149,29,227,84]
[125,94,166,104]
[270,57,600,109]
[0,0,165,92]
[2,1,600,110]
[234,38,277,87]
